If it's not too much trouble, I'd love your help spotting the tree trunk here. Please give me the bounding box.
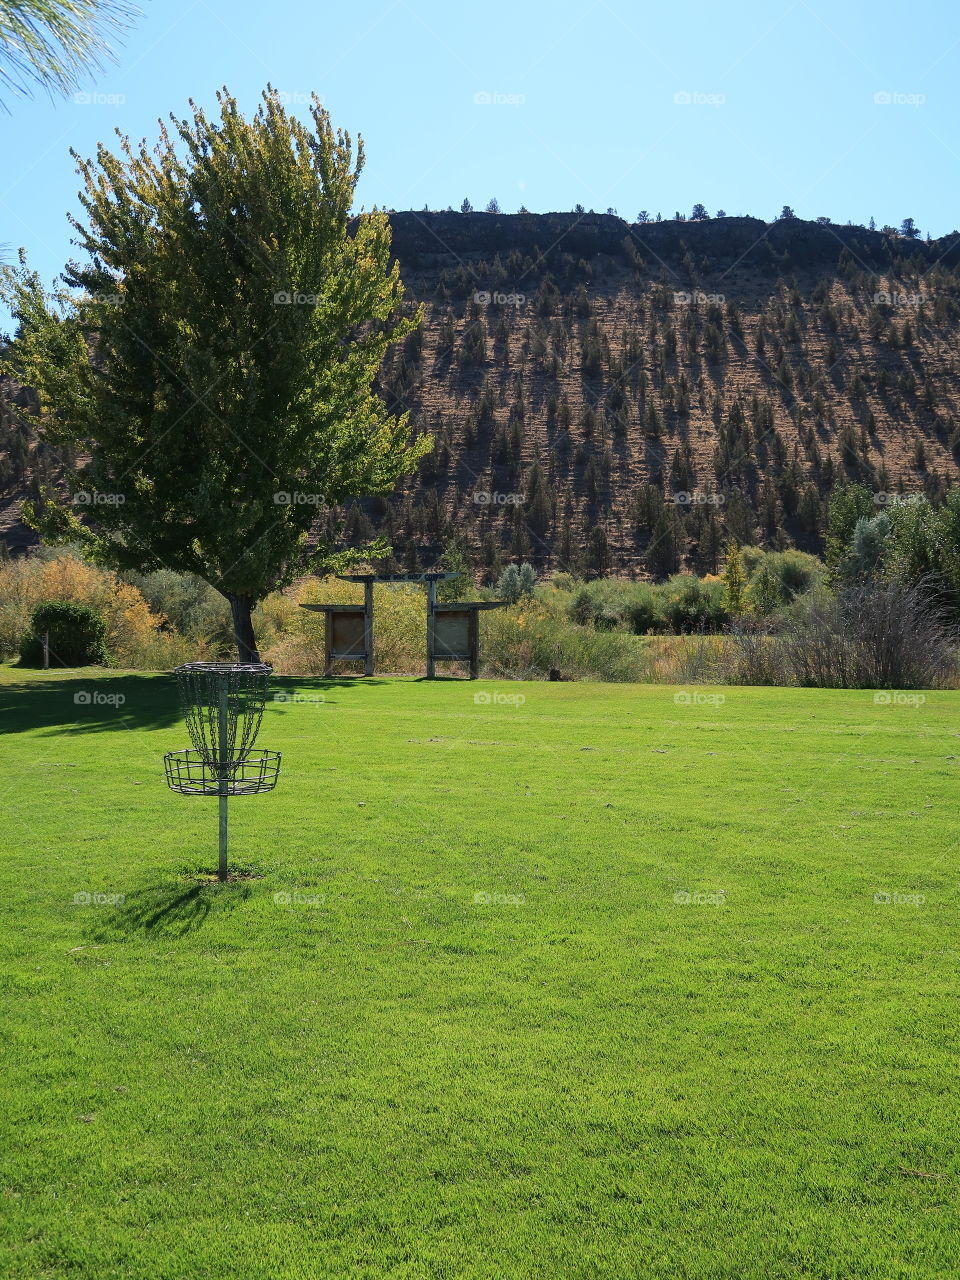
[225,593,261,663]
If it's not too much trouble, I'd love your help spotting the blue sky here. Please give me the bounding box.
[2,0,958,310]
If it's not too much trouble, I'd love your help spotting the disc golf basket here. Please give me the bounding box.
[164,662,281,881]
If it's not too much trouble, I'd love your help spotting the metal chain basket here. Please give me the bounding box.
[164,662,280,796]
[163,661,281,880]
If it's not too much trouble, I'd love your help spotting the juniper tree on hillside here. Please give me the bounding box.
[3,87,427,660]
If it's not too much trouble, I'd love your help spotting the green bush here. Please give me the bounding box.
[623,583,664,634]
[746,550,826,615]
[568,579,665,634]
[661,575,728,633]
[19,601,110,667]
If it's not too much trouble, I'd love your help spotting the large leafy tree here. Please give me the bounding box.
[3,87,427,659]
[0,0,138,104]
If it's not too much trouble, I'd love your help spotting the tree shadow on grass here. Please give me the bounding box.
[1,672,182,737]
[102,877,253,939]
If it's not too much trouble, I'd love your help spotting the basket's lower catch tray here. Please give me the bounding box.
[164,748,281,796]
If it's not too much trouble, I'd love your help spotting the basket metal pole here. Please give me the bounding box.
[217,677,229,881]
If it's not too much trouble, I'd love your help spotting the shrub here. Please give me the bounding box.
[497,563,535,604]
[0,551,194,668]
[19,601,109,667]
[485,597,650,681]
[725,582,958,689]
[123,568,233,649]
[567,579,665,634]
[623,583,664,635]
[661,574,728,633]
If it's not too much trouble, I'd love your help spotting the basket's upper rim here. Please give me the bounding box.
[173,662,273,676]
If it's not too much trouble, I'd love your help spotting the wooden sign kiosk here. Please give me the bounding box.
[424,574,507,679]
[300,573,507,679]
[299,576,374,676]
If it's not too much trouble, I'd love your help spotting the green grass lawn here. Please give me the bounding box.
[1,668,959,1279]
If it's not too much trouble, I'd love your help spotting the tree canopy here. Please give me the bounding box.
[0,0,138,104]
[3,86,428,658]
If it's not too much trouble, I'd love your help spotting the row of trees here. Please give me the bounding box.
[448,201,926,236]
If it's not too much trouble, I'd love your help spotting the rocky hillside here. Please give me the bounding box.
[4,211,960,578]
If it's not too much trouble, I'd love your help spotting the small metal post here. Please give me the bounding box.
[426,578,437,679]
[217,678,229,882]
[469,610,480,679]
[43,631,49,670]
[364,579,374,677]
[324,611,334,677]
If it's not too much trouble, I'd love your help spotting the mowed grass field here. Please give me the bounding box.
[1,669,959,1279]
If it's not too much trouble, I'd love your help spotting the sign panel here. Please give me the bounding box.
[331,610,366,658]
[433,610,471,658]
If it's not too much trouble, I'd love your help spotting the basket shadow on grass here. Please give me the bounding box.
[97,877,255,939]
